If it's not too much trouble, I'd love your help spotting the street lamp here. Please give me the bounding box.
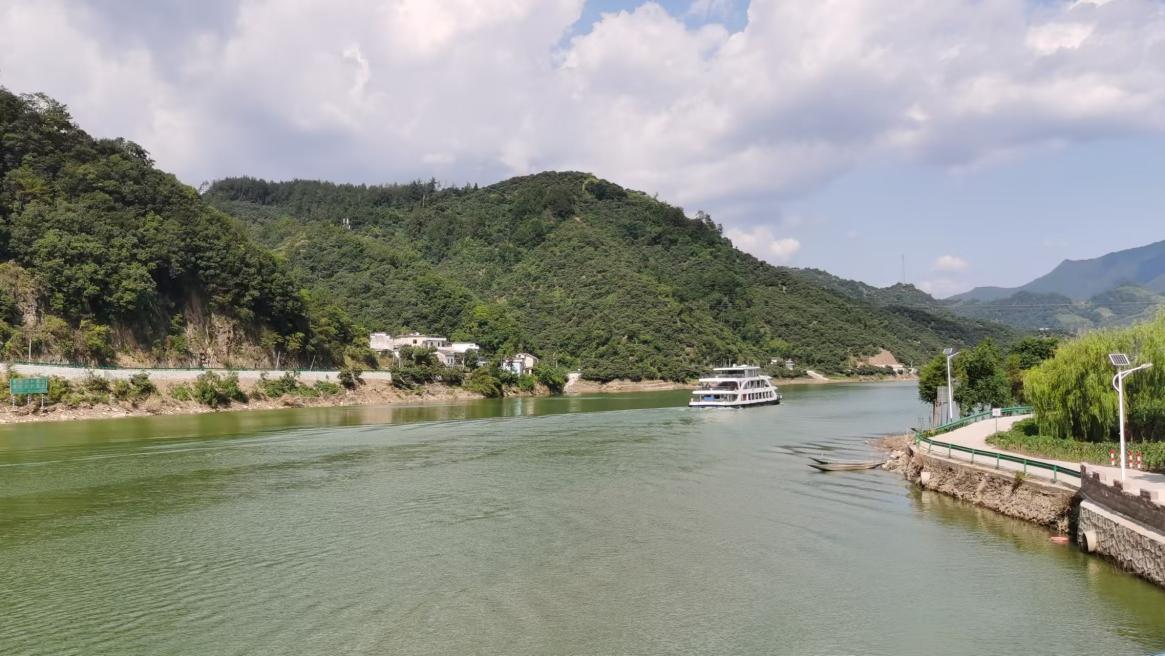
[944,348,960,423]
[1109,353,1152,481]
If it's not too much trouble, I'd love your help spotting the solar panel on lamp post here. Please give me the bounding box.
[1110,353,1152,481]
[943,348,960,423]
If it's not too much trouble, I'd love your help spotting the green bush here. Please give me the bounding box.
[256,371,303,398]
[533,364,568,394]
[110,373,155,404]
[517,373,537,392]
[464,369,503,398]
[171,384,193,401]
[46,376,71,404]
[313,380,342,396]
[338,365,363,390]
[988,420,1165,472]
[81,372,111,394]
[192,371,247,408]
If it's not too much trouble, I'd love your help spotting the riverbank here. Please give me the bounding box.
[564,374,917,394]
[0,380,487,425]
[2,372,918,426]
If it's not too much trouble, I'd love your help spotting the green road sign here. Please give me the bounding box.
[10,377,49,396]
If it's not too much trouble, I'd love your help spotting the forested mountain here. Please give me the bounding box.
[206,173,1017,379]
[0,88,359,367]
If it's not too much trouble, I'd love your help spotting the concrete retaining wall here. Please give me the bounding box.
[9,363,392,383]
[1078,500,1165,588]
[907,445,1077,531]
[1079,465,1165,532]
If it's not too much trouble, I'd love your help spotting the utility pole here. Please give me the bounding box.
[1110,353,1152,481]
[943,348,960,423]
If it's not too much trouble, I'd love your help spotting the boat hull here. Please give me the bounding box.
[688,396,782,409]
[807,461,883,472]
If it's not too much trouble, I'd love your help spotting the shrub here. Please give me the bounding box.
[988,422,1165,472]
[533,364,568,394]
[256,371,303,398]
[192,371,246,408]
[517,374,537,392]
[464,369,503,398]
[313,380,342,396]
[171,384,193,401]
[81,372,111,394]
[110,374,155,404]
[339,365,363,390]
[46,376,71,404]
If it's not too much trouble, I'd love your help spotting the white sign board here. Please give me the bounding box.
[991,408,1003,418]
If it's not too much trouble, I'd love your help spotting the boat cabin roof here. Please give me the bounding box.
[709,365,760,376]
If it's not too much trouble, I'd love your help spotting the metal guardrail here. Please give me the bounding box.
[913,406,1081,483]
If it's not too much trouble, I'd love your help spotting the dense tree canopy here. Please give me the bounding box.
[1026,313,1165,441]
[0,88,356,367]
[206,171,1018,381]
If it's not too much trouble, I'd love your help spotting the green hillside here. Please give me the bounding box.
[206,173,1017,380]
[0,88,358,367]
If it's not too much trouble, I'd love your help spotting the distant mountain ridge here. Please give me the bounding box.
[953,240,1165,302]
[946,240,1165,332]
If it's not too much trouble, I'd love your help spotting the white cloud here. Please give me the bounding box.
[933,255,970,272]
[4,0,1165,230]
[726,225,802,264]
[918,278,969,298]
[687,0,734,20]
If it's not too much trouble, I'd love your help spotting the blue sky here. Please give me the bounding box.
[2,0,1163,297]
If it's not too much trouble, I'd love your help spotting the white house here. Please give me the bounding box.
[369,332,452,353]
[370,332,394,352]
[502,352,539,375]
[369,333,483,368]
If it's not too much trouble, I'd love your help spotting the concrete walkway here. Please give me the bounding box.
[920,415,1080,487]
[928,414,1165,496]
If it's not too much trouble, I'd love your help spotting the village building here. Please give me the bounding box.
[369,333,479,368]
[501,352,540,375]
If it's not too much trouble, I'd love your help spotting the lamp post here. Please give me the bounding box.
[943,348,960,423]
[1109,353,1152,481]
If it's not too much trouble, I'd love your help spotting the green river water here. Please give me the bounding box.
[1,382,1163,655]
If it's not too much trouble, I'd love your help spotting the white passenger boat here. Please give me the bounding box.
[689,365,782,408]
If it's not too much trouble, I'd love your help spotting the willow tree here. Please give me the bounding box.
[1025,313,1165,441]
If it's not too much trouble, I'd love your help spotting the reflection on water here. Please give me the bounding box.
[1,383,1163,656]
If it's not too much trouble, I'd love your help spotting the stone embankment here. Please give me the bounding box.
[1077,465,1165,587]
[902,446,1076,532]
[900,418,1165,589]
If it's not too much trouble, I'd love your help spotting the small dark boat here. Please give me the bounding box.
[807,460,884,472]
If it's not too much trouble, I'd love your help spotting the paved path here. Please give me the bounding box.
[920,415,1080,487]
[927,415,1165,497]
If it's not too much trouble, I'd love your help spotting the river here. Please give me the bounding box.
[1,382,1163,655]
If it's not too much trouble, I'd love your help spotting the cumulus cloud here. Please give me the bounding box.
[933,255,970,272]
[3,0,1165,227]
[725,225,801,264]
[918,278,969,298]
